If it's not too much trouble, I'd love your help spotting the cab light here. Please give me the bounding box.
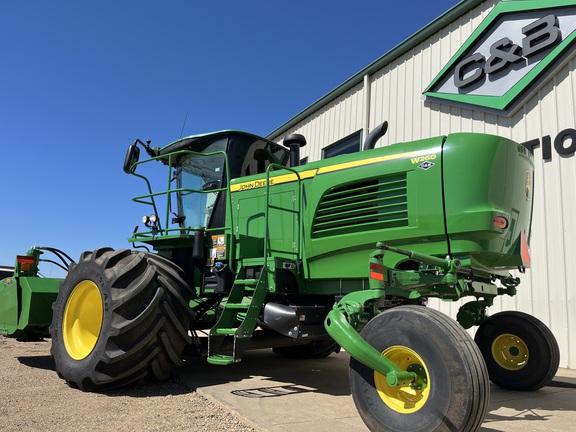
[493,216,508,229]
[142,214,158,228]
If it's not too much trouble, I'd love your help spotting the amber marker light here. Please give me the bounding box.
[17,255,35,272]
[520,232,531,267]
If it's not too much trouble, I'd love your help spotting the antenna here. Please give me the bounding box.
[180,111,189,138]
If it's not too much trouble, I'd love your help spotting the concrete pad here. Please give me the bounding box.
[176,350,576,432]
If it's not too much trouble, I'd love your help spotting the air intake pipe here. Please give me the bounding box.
[363,121,388,150]
[283,133,307,167]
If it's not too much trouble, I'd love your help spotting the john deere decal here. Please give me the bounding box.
[424,0,576,114]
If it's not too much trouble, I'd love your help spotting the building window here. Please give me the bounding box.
[322,131,362,159]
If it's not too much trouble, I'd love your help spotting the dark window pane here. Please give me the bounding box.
[322,132,361,159]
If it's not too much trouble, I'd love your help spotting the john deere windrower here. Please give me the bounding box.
[1,123,559,431]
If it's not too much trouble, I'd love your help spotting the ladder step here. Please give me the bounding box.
[234,278,258,285]
[215,328,236,335]
[225,303,250,310]
[207,354,235,365]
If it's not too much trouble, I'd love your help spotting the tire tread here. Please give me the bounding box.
[50,248,195,391]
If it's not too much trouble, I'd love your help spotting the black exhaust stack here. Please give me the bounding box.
[363,121,388,150]
[283,133,307,167]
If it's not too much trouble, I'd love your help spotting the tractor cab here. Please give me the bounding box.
[164,131,290,231]
[123,130,290,242]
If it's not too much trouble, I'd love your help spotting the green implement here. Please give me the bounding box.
[0,248,63,340]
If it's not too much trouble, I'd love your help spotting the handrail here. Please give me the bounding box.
[127,149,234,247]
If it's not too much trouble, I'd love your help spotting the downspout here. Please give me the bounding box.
[363,74,371,147]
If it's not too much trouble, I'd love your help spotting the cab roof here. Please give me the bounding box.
[159,130,282,156]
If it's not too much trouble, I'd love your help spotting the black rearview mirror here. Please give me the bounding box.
[123,142,141,174]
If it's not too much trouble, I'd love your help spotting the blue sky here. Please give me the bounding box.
[0,0,459,277]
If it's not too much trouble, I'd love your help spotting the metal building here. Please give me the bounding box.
[268,0,576,369]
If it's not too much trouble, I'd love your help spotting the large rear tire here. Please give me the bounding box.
[349,306,489,432]
[474,311,559,391]
[50,248,194,391]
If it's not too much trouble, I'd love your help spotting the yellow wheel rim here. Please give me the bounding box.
[374,346,430,414]
[491,333,529,371]
[63,280,103,360]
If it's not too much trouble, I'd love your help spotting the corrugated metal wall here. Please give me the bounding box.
[273,0,576,368]
[292,82,365,162]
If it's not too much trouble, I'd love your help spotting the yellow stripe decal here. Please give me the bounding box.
[316,148,440,174]
[230,169,317,192]
[229,147,440,192]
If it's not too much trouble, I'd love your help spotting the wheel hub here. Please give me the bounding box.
[63,280,103,360]
[374,345,430,413]
[491,333,529,371]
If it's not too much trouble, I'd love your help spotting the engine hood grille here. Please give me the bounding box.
[312,174,408,237]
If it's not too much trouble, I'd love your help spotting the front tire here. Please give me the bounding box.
[349,306,489,432]
[50,248,194,391]
[474,311,559,391]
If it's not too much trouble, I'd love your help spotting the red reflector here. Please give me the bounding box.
[370,262,384,272]
[493,216,508,229]
[370,271,384,281]
[521,232,531,267]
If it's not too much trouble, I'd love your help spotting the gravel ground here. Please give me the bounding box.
[0,335,259,432]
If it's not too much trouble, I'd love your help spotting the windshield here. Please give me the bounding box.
[177,139,226,228]
[172,133,290,230]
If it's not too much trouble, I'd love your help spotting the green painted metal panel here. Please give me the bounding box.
[228,137,448,284]
[301,137,446,280]
[442,133,534,272]
[0,276,18,335]
[0,275,60,338]
[18,277,60,326]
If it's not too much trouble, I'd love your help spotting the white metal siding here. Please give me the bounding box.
[272,0,576,368]
[282,83,365,163]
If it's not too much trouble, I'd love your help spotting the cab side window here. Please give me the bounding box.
[228,137,290,178]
